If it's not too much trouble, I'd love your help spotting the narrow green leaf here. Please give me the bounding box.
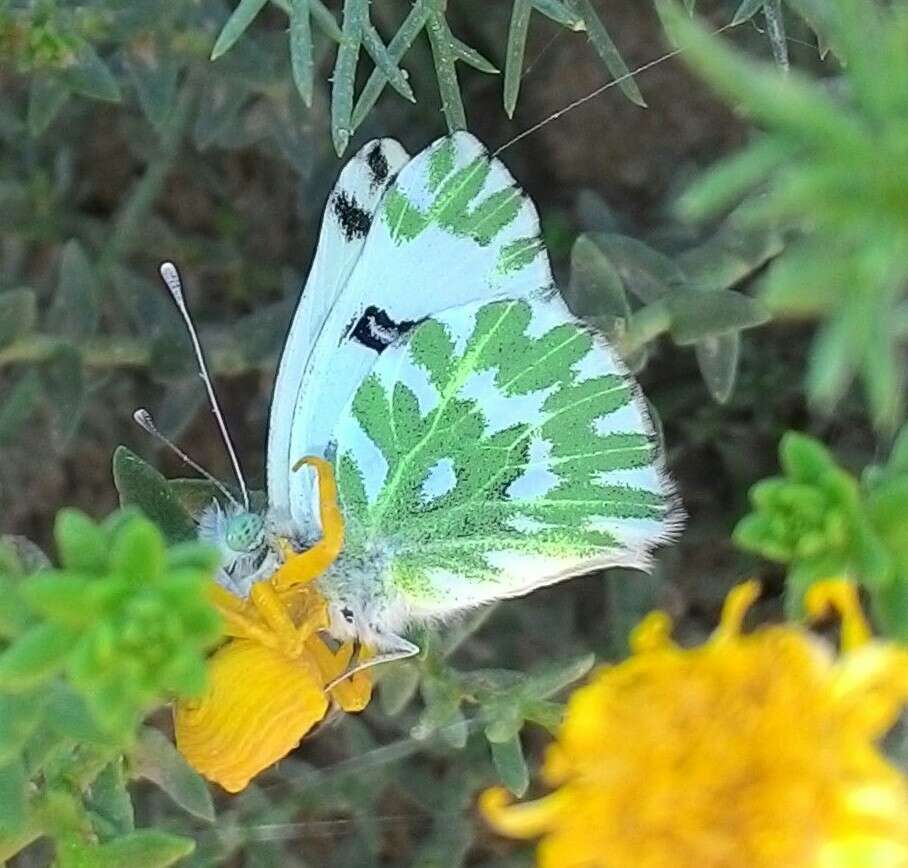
[732,0,764,25]
[0,288,37,350]
[0,759,26,834]
[92,831,195,868]
[0,690,48,764]
[0,370,42,445]
[112,447,197,544]
[667,287,770,344]
[211,0,269,59]
[48,240,100,339]
[504,0,533,118]
[62,44,121,102]
[695,333,740,403]
[46,683,113,744]
[133,727,215,822]
[351,0,430,132]
[362,23,415,103]
[331,0,367,155]
[88,759,135,841]
[490,734,529,797]
[426,8,467,133]
[763,0,789,71]
[568,0,645,106]
[311,0,344,42]
[484,704,524,743]
[109,515,165,584]
[452,38,499,74]
[531,0,585,30]
[42,346,85,449]
[888,423,908,478]
[289,0,314,107]
[0,623,77,690]
[28,75,70,136]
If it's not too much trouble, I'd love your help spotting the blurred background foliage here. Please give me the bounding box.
[1,0,906,864]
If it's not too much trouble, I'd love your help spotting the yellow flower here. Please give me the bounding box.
[174,457,371,794]
[481,579,908,868]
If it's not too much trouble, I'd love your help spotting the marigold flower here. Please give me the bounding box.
[481,579,908,868]
[174,458,372,793]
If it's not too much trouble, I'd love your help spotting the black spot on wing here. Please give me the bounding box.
[366,143,390,189]
[348,305,417,352]
[333,191,372,241]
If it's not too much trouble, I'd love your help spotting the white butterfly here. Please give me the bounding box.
[140,133,682,670]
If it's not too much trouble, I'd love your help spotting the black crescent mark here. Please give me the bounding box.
[366,143,390,189]
[333,191,372,241]
[349,305,418,352]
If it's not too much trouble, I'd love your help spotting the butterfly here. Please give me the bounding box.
[140,132,682,670]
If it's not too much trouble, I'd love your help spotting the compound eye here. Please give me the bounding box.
[341,606,355,625]
[225,512,265,553]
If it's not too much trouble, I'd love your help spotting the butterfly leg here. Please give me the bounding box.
[208,583,277,647]
[248,580,331,658]
[270,456,345,593]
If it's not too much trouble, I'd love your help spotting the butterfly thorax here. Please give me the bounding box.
[317,547,409,650]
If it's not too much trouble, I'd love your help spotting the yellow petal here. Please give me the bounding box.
[712,579,761,643]
[479,787,566,840]
[174,639,328,793]
[806,580,871,651]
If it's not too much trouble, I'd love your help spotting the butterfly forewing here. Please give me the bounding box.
[281,132,553,530]
[331,294,681,620]
[267,138,410,517]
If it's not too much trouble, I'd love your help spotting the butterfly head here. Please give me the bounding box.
[224,511,266,553]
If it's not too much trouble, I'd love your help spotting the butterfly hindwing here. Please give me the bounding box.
[331,294,680,620]
[282,132,553,529]
[267,138,410,517]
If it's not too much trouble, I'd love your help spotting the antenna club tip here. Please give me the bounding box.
[159,261,185,303]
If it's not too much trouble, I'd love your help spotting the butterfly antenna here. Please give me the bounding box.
[133,409,240,508]
[159,261,251,510]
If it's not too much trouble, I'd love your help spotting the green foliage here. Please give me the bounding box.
[665,0,908,430]
[735,429,908,637]
[0,509,221,863]
[564,216,776,402]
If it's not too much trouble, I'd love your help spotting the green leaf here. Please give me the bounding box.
[0,623,77,690]
[452,38,499,74]
[566,234,630,321]
[48,240,100,340]
[591,234,683,303]
[133,727,215,822]
[0,690,48,764]
[532,0,585,30]
[331,0,366,155]
[887,423,908,478]
[362,23,415,104]
[762,0,790,71]
[42,346,85,449]
[732,0,764,25]
[426,9,467,134]
[0,759,26,834]
[91,831,195,868]
[87,758,135,841]
[695,333,740,403]
[112,447,197,544]
[21,574,101,628]
[46,683,114,744]
[666,287,770,345]
[211,0,269,60]
[125,50,179,133]
[109,516,165,584]
[289,0,314,106]
[0,370,43,445]
[484,704,523,744]
[62,44,121,102]
[568,0,645,106]
[0,288,37,350]
[490,734,529,797]
[504,0,532,118]
[55,508,108,573]
[27,75,70,136]
[523,653,595,699]
[377,661,421,716]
